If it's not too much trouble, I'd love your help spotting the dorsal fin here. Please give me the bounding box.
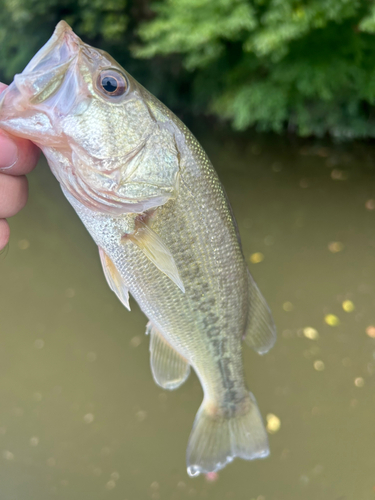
[99,247,130,311]
[146,322,190,390]
[127,220,185,293]
[243,270,276,354]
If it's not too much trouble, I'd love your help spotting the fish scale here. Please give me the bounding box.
[0,20,276,476]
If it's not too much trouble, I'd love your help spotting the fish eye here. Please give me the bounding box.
[97,69,128,97]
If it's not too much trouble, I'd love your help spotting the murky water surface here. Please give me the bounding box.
[1,130,375,500]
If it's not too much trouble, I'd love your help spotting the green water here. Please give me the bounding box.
[1,131,375,500]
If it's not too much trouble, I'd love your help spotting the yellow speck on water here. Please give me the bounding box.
[366,326,375,338]
[136,410,147,422]
[130,336,141,347]
[328,241,344,253]
[314,360,325,371]
[34,339,45,349]
[342,300,354,312]
[331,169,348,181]
[282,302,294,312]
[365,199,375,210]
[17,239,30,250]
[65,288,75,298]
[3,451,14,461]
[30,436,39,446]
[105,480,116,490]
[83,413,94,424]
[324,314,340,326]
[266,413,281,434]
[354,377,364,387]
[303,327,319,340]
[249,252,264,264]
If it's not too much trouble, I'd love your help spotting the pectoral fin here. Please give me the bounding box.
[128,221,185,293]
[243,270,276,354]
[146,322,190,390]
[99,247,130,311]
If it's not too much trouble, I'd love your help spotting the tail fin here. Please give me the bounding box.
[186,392,269,477]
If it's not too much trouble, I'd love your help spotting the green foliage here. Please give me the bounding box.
[2,0,375,137]
[0,0,185,118]
[136,0,375,138]
[0,0,129,82]
[137,0,257,69]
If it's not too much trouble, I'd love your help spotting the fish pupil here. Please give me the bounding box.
[102,76,118,93]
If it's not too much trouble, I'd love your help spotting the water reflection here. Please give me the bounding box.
[1,130,375,499]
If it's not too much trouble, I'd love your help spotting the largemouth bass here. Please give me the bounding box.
[0,21,276,476]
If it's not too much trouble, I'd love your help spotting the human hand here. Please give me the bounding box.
[0,83,40,251]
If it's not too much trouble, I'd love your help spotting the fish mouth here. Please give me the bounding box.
[0,21,88,143]
[23,21,80,76]
[4,21,81,104]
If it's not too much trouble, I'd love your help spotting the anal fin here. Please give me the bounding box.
[127,221,185,293]
[99,247,130,311]
[146,322,190,390]
[244,270,276,354]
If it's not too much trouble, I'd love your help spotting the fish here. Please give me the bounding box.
[0,21,276,476]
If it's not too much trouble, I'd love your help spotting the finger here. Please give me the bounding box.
[0,174,28,218]
[0,219,10,251]
[0,131,40,175]
[0,83,40,175]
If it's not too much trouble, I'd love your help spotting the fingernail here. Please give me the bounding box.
[0,135,18,171]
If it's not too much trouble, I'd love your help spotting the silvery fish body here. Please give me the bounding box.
[0,22,276,476]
